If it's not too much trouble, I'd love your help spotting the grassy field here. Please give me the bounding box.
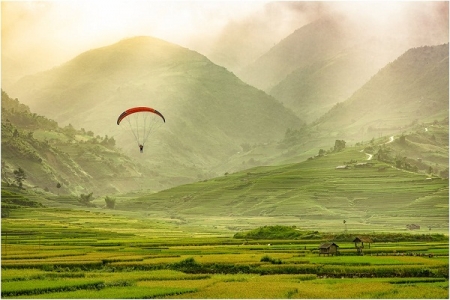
[1,206,448,299]
[109,144,448,234]
[2,128,448,298]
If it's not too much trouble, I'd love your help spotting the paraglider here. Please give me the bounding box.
[117,106,165,153]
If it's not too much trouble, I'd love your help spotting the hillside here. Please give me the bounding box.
[1,90,169,196]
[239,12,448,124]
[8,36,302,183]
[238,16,359,92]
[268,38,402,124]
[2,87,447,232]
[384,120,449,178]
[114,137,448,233]
[314,44,449,139]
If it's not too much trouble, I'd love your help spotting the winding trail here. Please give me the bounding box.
[385,136,394,144]
[362,136,394,161]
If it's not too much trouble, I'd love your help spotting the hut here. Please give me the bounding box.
[353,236,373,249]
[318,242,339,256]
[353,236,373,255]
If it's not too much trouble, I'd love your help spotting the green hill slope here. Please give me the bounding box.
[314,44,449,139]
[117,140,448,233]
[268,39,401,124]
[238,17,359,92]
[383,120,449,178]
[9,36,302,184]
[1,91,167,196]
[240,11,447,124]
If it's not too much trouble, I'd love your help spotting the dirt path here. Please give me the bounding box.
[360,136,394,160]
[385,136,394,144]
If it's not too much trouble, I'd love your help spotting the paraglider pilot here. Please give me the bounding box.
[139,144,144,153]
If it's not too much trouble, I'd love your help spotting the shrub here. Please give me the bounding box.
[104,196,116,209]
[171,257,202,273]
[234,225,304,240]
[260,255,283,264]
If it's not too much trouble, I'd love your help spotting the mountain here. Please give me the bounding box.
[199,2,322,74]
[238,17,360,92]
[236,16,406,123]
[313,44,449,139]
[3,88,447,231]
[268,37,404,124]
[1,90,171,196]
[270,43,449,169]
[8,36,303,184]
[238,10,448,123]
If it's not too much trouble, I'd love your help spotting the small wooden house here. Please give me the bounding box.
[353,236,373,255]
[353,236,373,249]
[318,242,339,256]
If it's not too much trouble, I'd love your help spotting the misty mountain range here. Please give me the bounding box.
[3,12,449,194]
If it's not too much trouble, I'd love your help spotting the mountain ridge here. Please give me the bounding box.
[238,16,358,92]
[314,43,449,137]
[8,36,303,184]
[238,12,448,124]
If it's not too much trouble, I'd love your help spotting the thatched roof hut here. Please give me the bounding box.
[353,236,373,249]
[318,242,339,256]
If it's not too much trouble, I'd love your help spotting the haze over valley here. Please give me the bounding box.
[2,1,448,233]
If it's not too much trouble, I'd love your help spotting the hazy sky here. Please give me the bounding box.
[2,1,270,77]
[2,1,267,53]
[2,0,448,87]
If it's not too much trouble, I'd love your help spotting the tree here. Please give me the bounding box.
[376,146,392,162]
[395,155,406,169]
[108,136,116,147]
[79,192,94,206]
[101,135,116,148]
[334,140,346,152]
[63,123,77,139]
[13,167,26,189]
[105,196,116,209]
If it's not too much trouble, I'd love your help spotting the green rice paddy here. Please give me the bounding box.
[1,207,448,298]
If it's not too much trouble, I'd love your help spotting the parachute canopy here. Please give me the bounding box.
[117,106,165,125]
[116,106,165,148]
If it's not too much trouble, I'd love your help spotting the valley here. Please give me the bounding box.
[1,2,448,298]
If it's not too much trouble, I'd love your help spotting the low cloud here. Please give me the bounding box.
[2,1,448,88]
